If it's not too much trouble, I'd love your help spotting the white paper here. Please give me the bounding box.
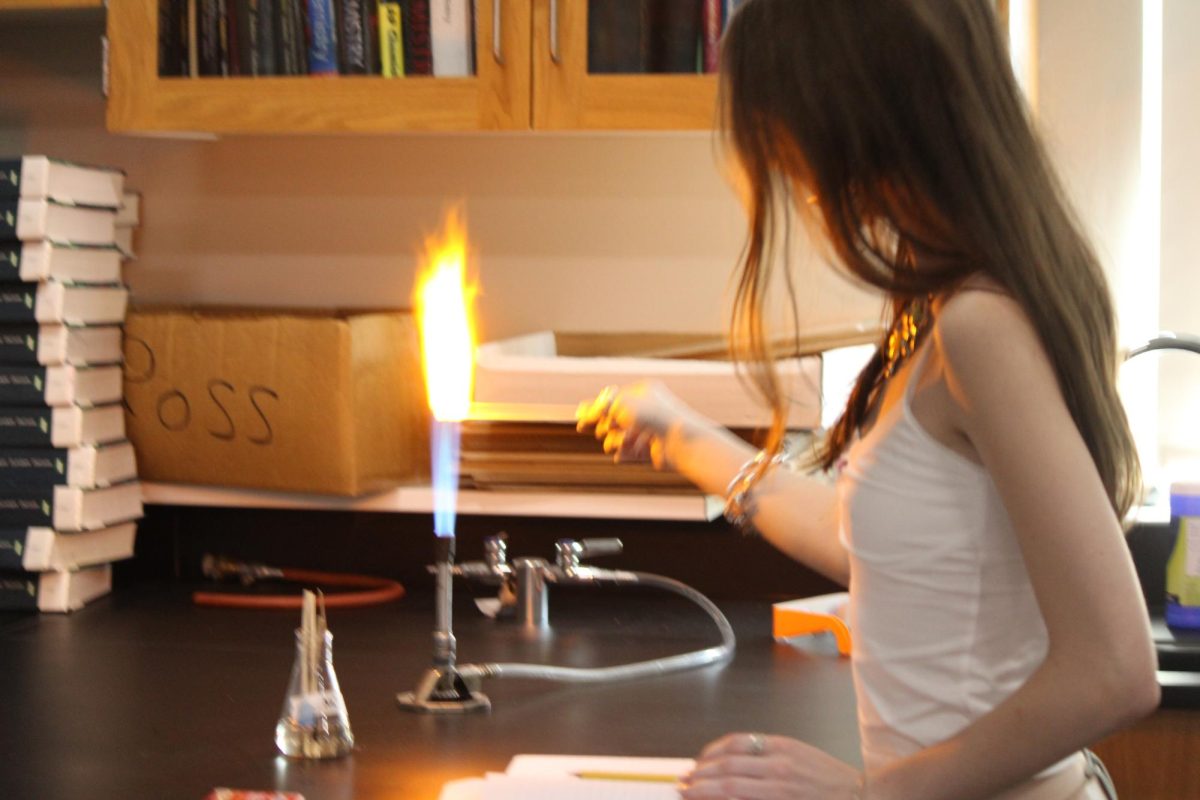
[481,775,681,800]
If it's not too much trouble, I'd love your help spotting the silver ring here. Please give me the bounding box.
[748,732,766,756]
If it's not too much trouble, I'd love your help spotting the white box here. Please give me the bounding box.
[472,331,822,429]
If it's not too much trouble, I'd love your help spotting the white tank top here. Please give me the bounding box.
[837,343,1055,772]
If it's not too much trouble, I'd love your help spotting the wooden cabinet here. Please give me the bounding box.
[1091,709,1200,798]
[106,0,533,133]
[532,0,718,131]
[105,0,720,135]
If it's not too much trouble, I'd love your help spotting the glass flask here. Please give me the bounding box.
[274,628,355,758]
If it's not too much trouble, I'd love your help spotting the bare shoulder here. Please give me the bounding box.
[931,281,1058,411]
[933,283,1044,371]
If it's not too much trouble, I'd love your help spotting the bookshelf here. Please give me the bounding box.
[0,0,102,9]
[141,481,723,522]
[105,0,721,134]
[107,0,533,133]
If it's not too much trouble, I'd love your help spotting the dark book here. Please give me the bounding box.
[0,481,142,531]
[0,563,111,612]
[308,0,341,74]
[198,0,225,75]
[3,243,122,285]
[646,0,701,73]
[1,199,116,247]
[0,522,137,572]
[0,365,123,408]
[402,0,433,75]
[158,0,190,76]
[0,156,124,209]
[230,0,260,75]
[0,442,136,491]
[338,0,369,72]
[0,282,128,326]
[276,0,300,74]
[337,0,370,74]
[588,0,647,74]
[257,0,278,74]
[0,405,126,448]
[364,0,380,74]
[0,324,123,367]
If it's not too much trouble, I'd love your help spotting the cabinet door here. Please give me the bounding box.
[106,0,532,134]
[532,0,719,130]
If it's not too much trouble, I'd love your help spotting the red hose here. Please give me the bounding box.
[193,567,405,609]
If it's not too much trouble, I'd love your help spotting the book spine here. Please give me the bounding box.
[293,0,311,73]
[0,284,37,324]
[158,0,178,76]
[2,244,24,281]
[702,0,720,72]
[362,0,379,74]
[0,448,70,491]
[0,160,18,199]
[0,489,54,528]
[276,0,299,74]
[256,0,278,74]
[1,200,18,241]
[198,0,224,75]
[338,0,369,74]
[0,325,40,365]
[0,408,55,447]
[379,0,404,77]
[308,0,340,74]
[232,0,259,75]
[429,0,470,76]
[0,367,48,406]
[401,0,432,75]
[0,573,39,611]
[0,528,30,571]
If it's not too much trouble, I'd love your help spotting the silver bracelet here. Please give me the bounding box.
[722,450,787,535]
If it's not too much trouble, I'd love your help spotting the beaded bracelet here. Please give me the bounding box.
[722,449,788,535]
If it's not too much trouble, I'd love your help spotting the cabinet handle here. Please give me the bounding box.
[493,0,504,65]
[550,0,561,64]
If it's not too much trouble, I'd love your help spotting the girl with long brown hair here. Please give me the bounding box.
[576,1,1158,797]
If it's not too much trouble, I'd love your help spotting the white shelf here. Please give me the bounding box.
[140,481,723,522]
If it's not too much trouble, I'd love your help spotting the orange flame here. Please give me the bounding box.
[415,209,476,422]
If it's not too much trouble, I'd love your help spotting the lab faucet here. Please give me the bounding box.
[451,533,634,630]
[1123,331,1200,506]
[419,532,736,693]
[1125,331,1200,360]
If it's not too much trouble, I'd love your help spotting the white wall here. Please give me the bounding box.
[1159,0,1200,472]
[1037,0,1200,483]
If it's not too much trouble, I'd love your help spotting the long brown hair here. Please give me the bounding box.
[720,0,1141,519]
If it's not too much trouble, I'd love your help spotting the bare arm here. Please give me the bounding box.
[866,291,1159,800]
[577,383,848,585]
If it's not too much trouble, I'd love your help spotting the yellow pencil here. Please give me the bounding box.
[575,771,682,783]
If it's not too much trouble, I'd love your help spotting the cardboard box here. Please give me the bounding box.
[472,331,824,429]
[123,306,428,496]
